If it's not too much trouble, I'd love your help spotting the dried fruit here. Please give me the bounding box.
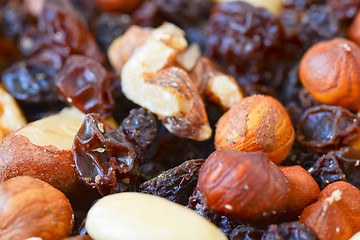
[85,192,228,240]
[94,0,144,13]
[198,149,290,223]
[0,176,73,240]
[299,38,360,111]
[262,222,317,240]
[215,95,295,164]
[215,0,283,15]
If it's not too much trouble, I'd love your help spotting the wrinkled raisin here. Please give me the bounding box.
[120,108,158,161]
[70,0,95,22]
[327,0,360,23]
[73,113,139,196]
[296,105,360,152]
[282,0,326,10]
[55,55,114,117]
[230,225,265,240]
[206,1,284,93]
[0,0,28,41]
[140,159,204,205]
[131,1,166,28]
[261,222,317,240]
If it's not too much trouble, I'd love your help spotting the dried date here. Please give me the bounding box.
[140,159,204,205]
[73,113,139,196]
[55,55,114,117]
[296,105,360,152]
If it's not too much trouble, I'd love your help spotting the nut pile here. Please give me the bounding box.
[1,0,360,240]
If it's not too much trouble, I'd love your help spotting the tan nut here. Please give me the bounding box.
[190,56,243,110]
[86,192,228,240]
[121,23,212,141]
[299,181,360,240]
[0,176,73,240]
[0,85,26,144]
[0,107,86,199]
[215,94,295,164]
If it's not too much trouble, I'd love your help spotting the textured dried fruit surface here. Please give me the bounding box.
[73,113,138,196]
[300,181,360,240]
[0,176,73,240]
[215,0,283,15]
[299,38,360,111]
[215,95,295,164]
[86,192,228,240]
[262,222,317,240]
[198,149,290,223]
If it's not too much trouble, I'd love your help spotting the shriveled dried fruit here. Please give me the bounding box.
[230,225,265,240]
[140,159,204,205]
[0,0,28,41]
[73,113,138,196]
[297,105,360,152]
[55,55,114,117]
[327,0,360,23]
[262,222,317,240]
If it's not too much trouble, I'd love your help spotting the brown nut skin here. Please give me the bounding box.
[0,176,74,240]
[279,165,320,218]
[348,11,360,46]
[198,149,290,223]
[299,181,360,240]
[299,38,360,111]
[215,94,295,164]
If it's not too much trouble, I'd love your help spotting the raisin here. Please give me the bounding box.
[327,0,360,23]
[93,13,131,51]
[70,0,95,22]
[282,0,326,10]
[187,189,241,236]
[230,225,265,240]
[73,113,139,196]
[155,0,212,28]
[261,222,318,240]
[55,55,114,117]
[131,1,166,28]
[206,1,284,93]
[140,159,204,205]
[2,54,62,105]
[0,0,28,41]
[296,105,360,152]
[120,108,158,161]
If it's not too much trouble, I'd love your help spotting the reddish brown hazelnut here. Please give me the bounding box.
[198,149,290,223]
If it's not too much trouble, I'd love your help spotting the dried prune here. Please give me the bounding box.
[0,0,28,41]
[120,108,157,161]
[327,0,360,23]
[2,56,61,105]
[206,1,284,92]
[140,159,204,205]
[296,105,360,152]
[93,13,131,51]
[155,0,212,27]
[187,189,241,236]
[309,147,360,189]
[73,113,139,196]
[230,225,265,240]
[55,55,114,117]
[261,222,318,240]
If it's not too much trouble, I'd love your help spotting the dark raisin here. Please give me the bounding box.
[0,0,28,41]
[2,55,62,105]
[0,35,21,73]
[55,55,114,117]
[131,1,166,28]
[296,105,360,152]
[93,13,131,52]
[282,142,322,170]
[187,189,241,236]
[18,26,50,57]
[73,113,139,196]
[120,108,158,161]
[155,0,212,28]
[261,222,318,240]
[282,0,326,10]
[70,0,95,22]
[327,0,360,23]
[230,225,265,240]
[206,1,284,93]
[140,159,204,205]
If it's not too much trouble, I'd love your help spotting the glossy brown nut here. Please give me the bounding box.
[215,94,295,164]
[300,181,360,240]
[280,165,320,217]
[198,149,290,223]
[0,176,73,240]
[299,38,360,111]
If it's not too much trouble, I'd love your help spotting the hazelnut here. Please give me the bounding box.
[215,94,295,164]
[299,38,360,111]
[198,149,290,223]
[348,11,360,46]
[0,176,73,240]
[279,165,320,217]
[86,192,227,240]
[0,107,86,199]
[214,0,283,15]
[299,181,360,240]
